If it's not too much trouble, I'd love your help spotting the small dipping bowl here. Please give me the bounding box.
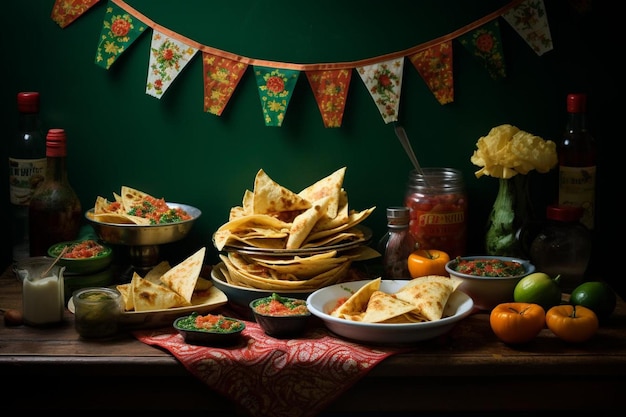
[249,294,311,338]
[72,287,123,338]
[48,239,113,275]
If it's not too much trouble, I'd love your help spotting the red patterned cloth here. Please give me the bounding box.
[134,317,410,417]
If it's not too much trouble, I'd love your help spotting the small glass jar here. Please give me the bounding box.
[72,287,123,338]
[404,168,468,259]
[529,205,592,293]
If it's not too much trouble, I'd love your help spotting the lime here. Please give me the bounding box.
[513,272,562,310]
[570,281,617,320]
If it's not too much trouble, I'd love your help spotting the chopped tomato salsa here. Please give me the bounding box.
[125,196,191,224]
[51,239,108,259]
[252,293,309,316]
[176,312,244,333]
[452,257,525,277]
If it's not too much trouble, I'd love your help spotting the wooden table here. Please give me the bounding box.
[1,264,625,414]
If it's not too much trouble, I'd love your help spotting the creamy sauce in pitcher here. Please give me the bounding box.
[22,272,64,326]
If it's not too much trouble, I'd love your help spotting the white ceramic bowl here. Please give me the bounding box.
[306,279,473,345]
[445,255,535,311]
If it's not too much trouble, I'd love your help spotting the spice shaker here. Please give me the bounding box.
[378,207,416,279]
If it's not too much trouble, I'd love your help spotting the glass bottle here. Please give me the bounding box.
[29,128,82,257]
[404,168,468,258]
[529,205,592,293]
[378,207,416,279]
[8,92,46,262]
[558,93,596,231]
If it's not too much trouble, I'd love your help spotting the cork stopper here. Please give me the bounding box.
[46,128,67,157]
[567,93,587,113]
[17,92,40,113]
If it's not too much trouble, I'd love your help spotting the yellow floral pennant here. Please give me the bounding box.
[253,66,300,127]
[409,41,454,105]
[306,69,352,128]
[357,58,404,124]
[146,30,199,99]
[202,53,248,116]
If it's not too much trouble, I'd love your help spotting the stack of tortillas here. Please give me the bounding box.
[331,276,462,324]
[213,168,379,291]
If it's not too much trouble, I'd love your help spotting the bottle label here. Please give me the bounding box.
[558,165,596,229]
[8,157,47,206]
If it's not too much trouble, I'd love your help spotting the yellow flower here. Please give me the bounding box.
[470,124,558,179]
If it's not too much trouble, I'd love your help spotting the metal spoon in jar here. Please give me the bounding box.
[393,123,430,187]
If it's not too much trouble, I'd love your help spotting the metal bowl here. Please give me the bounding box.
[85,202,201,246]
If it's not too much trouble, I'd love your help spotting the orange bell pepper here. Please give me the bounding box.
[545,304,599,343]
[489,302,546,344]
[407,249,450,278]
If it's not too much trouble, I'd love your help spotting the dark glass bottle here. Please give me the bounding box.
[558,93,596,230]
[8,92,46,262]
[378,207,416,279]
[529,205,591,293]
[29,128,82,256]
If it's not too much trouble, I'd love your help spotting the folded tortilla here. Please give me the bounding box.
[361,290,417,323]
[394,275,459,321]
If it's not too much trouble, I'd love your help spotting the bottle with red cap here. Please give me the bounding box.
[8,92,46,262]
[28,128,82,257]
[529,205,592,293]
[558,93,596,230]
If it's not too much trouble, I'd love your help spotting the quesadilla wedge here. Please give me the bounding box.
[253,169,311,214]
[286,196,331,249]
[361,290,417,323]
[297,167,345,219]
[394,275,460,321]
[331,278,381,318]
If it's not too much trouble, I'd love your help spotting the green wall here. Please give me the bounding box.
[2,1,613,290]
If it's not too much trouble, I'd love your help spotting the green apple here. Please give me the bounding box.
[513,272,562,310]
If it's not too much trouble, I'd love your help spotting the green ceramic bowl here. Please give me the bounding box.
[47,239,113,275]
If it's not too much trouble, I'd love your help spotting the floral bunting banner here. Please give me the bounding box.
[503,0,553,56]
[409,41,454,105]
[253,66,300,127]
[146,30,199,98]
[458,20,506,80]
[202,53,248,116]
[51,0,100,28]
[95,1,147,70]
[306,69,352,128]
[53,0,555,127]
[357,58,404,124]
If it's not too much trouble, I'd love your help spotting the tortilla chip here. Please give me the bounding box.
[297,167,345,219]
[394,275,458,321]
[331,278,381,318]
[159,247,205,304]
[362,290,417,323]
[131,273,189,312]
[253,169,311,214]
[194,276,213,291]
[121,185,152,211]
[286,196,331,249]
[144,261,172,284]
[116,283,134,311]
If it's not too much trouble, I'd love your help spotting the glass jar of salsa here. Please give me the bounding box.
[404,167,468,259]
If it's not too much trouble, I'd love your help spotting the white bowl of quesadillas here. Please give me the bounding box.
[307,278,473,344]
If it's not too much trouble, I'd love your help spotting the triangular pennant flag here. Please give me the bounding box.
[503,0,553,56]
[306,69,352,128]
[202,53,248,116]
[253,66,300,127]
[458,20,506,80]
[357,58,404,124]
[146,30,199,99]
[94,0,148,70]
[51,0,100,29]
[409,41,454,105]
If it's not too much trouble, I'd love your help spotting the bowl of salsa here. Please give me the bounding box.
[249,293,311,338]
[445,256,535,311]
[173,312,245,346]
[48,239,113,275]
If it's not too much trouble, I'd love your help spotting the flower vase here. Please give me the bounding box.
[485,175,533,258]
